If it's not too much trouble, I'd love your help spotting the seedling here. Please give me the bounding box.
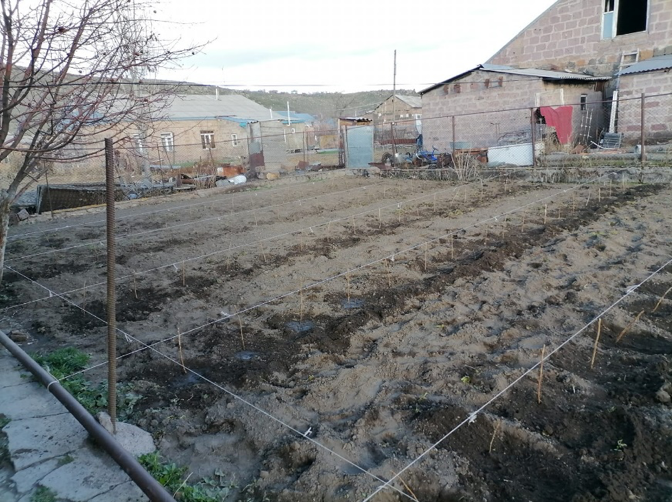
[238,315,245,350]
[259,242,267,263]
[385,258,392,287]
[489,419,502,454]
[615,310,645,343]
[177,328,186,374]
[652,286,672,313]
[590,318,602,369]
[460,375,471,384]
[537,345,545,404]
[614,439,627,451]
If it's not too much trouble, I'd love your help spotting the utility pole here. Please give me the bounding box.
[392,50,397,162]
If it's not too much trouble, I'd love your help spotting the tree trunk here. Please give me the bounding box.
[0,191,13,285]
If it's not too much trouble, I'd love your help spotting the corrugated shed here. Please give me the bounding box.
[165,95,282,122]
[618,55,672,76]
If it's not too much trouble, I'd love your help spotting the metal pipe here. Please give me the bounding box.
[0,329,176,502]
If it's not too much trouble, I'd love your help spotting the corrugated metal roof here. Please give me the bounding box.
[481,64,609,81]
[395,95,422,108]
[618,54,672,76]
[420,64,608,94]
[165,94,281,122]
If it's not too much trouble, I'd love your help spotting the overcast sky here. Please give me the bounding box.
[155,0,557,93]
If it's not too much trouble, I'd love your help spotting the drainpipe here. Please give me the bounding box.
[0,330,177,502]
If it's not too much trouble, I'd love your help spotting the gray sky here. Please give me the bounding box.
[156,0,558,93]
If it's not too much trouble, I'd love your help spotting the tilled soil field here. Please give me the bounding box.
[2,170,672,501]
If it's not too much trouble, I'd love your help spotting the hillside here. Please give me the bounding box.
[170,83,419,121]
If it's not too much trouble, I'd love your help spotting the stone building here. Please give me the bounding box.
[422,0,672,152]
[372,95,422,145]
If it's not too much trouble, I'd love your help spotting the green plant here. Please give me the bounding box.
[31,486,57,502]
[33,348,139,419]
[0,415,10,429]
[138,452,233,502]
[614,439,627,451]
[57,454,74,466]
[460,375,471,384]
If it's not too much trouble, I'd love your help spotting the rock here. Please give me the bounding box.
[655,389,671,404]
[96,412,156,456]
[17,209,30,221]
[259,470,270,479]
[8,330,29,342]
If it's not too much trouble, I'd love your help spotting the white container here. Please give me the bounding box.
[229,175,247,185]
[488,142,544,167]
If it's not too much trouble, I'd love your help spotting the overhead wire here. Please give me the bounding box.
[361,255,672,501]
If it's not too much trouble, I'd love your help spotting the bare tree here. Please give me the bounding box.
[0,0,201,283]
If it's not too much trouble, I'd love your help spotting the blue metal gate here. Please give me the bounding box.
[345,125,374,168]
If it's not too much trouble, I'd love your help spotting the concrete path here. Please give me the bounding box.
[0,347,148,502]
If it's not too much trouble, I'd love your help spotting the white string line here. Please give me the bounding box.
[360,255,672,502]
[59,172,613,383]
[5,179,389,262]
[3,264,417,502]
[0,173,502,312]
[6,170,355,242]
[22,173,644,501]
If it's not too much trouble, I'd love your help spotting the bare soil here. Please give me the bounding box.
[2,172,672,502]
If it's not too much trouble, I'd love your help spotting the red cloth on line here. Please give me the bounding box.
[540,106,573,144]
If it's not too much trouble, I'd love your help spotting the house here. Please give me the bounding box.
[422,0,672,154]
[115,94,318,174]
[135,94,279,170]
[420,65,608,153]
[372,95,422,145]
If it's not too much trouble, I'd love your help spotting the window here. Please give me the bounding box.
[231,133,239,146]
[580,95,587,112]
[160,132,174,152]
[200,130,215,149]
[453,83,461,94]
[133,134,145,154]
[603,0,648,39]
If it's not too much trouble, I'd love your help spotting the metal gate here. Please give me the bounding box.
[344,125,374,168]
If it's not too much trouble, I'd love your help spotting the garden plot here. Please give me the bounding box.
[2,172,672,502]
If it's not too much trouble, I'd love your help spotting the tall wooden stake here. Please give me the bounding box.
[590,318,602,369]
[537,345,545,404]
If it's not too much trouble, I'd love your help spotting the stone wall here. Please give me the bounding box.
[421,71,604,151]
[618,72,672,143]
[488,0,672,76]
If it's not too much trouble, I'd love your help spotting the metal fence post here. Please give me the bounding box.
[640,92,646,164]
[530,107,537,169]
[105,138,117,432]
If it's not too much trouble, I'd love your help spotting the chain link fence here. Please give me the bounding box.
[5,92,671,215]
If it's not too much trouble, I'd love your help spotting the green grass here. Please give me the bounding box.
[33,348,140,419]
[30,486,57,502]
[138,452,234,502]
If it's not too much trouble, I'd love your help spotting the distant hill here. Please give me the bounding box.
[167,82,419,121]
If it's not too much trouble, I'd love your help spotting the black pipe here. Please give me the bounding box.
[0,330,176,502]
